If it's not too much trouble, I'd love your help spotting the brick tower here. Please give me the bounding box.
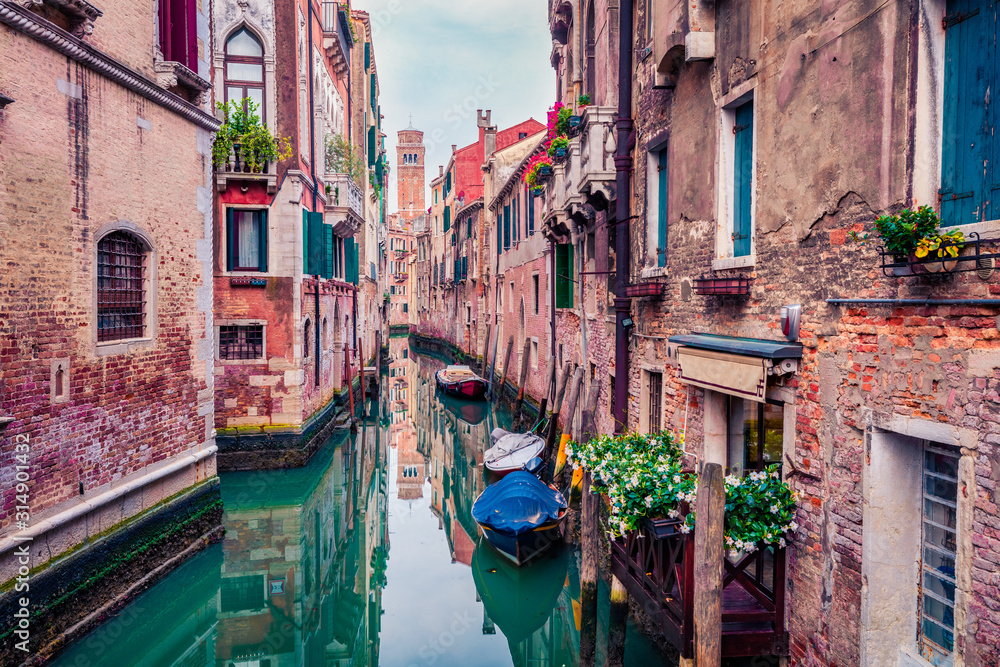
[396,120,425,224]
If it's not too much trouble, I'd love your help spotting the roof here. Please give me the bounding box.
[668,333,804,359]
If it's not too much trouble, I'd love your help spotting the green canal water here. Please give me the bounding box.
[53,341,675,667]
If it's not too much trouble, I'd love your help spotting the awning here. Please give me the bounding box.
[669,334,802,402]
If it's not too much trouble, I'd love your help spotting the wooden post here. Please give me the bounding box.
[579,470,599,667]
[482,323,492,377]
[346,342,356,433]
[693,462,725,667]
[358,336,366,418]
[581,380,601,443]
[553,367,584,483]
[495,336,514,405]
[512,337,532,421]
[545,362,574,454]
[606,575,629,667]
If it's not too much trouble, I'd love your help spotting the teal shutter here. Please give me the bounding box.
[324,225,334,279]
[344,237,359,284]
[258,210,268,272]
[503,205,510,249]
[353,241,360,284]
[443,206,451,231]
[513,197,519,242]
[657,148,668,267]
[308,212,325,276]
[371,74,376,113]
[302,209,310,274]
[733,100,754,258]
[368,127,377,166]
[941,0,996,225]
[364,42,371,71]
[226,208,234,271]
[555,243,574,308]
[528,188,535,234]
[497,214,502,255]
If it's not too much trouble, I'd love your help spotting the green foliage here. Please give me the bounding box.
[849,205,941,258]
[213,100,291,173]
[547,134,570,158]
[568,432,799,553]
[915,228,965,259]
[325,133,366,187]
[578,93,591,106]
[555,105,573,137]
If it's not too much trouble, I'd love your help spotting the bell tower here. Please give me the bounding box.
[396,119,425,225]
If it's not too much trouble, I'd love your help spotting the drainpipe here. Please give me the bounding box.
[308,1,321,388]
[612,0,634,435]
[550,238,557,372]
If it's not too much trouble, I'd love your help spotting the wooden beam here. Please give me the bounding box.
[693,462,725,667]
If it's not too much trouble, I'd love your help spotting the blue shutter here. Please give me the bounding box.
[258,210,268,272]
[657,148,668,268]
[941,0,996,225]
[733,100,754,258]
[226,208,235,271]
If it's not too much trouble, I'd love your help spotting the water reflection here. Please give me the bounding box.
[55,339,672,667]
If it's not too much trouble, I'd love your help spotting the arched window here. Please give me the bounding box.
[225,28,265,120]
[97,231,148,342]
[304,319,311,358]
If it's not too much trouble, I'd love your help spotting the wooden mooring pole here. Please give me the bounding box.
[512,337,532,422]
[694,462,725,667]
[495,336,514,405]
[545,362,573,454]
[579,470,599,667]
[607,575,629,667]
[553,366,583,483]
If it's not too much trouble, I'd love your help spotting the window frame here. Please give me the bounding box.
[93,223,157,356]
[223,27,266,122]
[217,322,267,363]
[714,84,758,270]
[226,207,269,273]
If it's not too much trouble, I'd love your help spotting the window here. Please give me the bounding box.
[403,303,408,313]
[651,147,668,267]
[648,371,663,433]
[97,231,147,342]
[719,99,756,259]
[224,28,265,120]
[304,320,311,358]
[220,575,265,613]
[940,2,997,226]
[585,0,596,96]
[531,339,539,370]
[920,442,960,663]
[533,274,540,314]
[727,397,783,477]
[519,132,528,140]
[226,209,268,271]
[555,243,575,308]
[527,187,535,235]
[158,0,198,71]
[219,325,264,360]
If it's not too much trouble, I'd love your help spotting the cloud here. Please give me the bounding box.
[364,0,554,211]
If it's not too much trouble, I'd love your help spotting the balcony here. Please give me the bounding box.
[215,147,278,194]
[610,519,787,659]
[577,105,616,205]
[393,272,408,283]
[321,2,352,76]
[325,172,364,236]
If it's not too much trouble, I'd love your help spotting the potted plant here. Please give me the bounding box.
[578,93,591,108]
[850,205,941,276]
[547,102,574,139]
[548,134,570,160]
[213,100,291,174]
[523,153,554,189]
[915,229,966,272]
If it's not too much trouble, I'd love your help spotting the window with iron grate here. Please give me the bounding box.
[219,325,264,360]
[97,231,147,343]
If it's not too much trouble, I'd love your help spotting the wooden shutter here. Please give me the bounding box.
[258,210,268,272]
[733,100,754,258]
[657,148,668,268]
[528,188,535,234]
[368,127,377,166]
[364,42,371,71]
[497,215,502,255]
[443,206,451,231]
[344,237,357,284]
[324,225,334,279]
[556,243,574,308]
[941,0,996,225]
[307,212,325,276]
[302,209,310,274]
[503,205,510,249]
[226,208,235,271]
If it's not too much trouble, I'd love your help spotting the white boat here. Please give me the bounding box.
[484,432,545,476]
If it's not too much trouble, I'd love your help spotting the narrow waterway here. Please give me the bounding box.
[52,338,674,667]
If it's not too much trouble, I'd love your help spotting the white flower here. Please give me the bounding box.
[668,509,679,519]
[644,496,653,508]
[770,504,779,513]
[672,474,681,484]
[789,521,799,532]
[779,538,787,548]
[678,524,691,534]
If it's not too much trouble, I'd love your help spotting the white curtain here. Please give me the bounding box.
[237,211,259,268]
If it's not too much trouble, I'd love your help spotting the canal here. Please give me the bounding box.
[52,339,675,667]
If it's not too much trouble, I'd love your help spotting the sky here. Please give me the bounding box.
[363,0,555,214]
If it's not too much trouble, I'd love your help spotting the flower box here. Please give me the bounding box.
[531,187,544,197]
[539,165,553,176]
[625,282,667,298]
[554,147,567,158]
[230,277,267,287]
[643,517,683,539]
[569,115,582,128]
[692,276,753,296]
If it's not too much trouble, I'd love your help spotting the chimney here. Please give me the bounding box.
[451,144,457,154]
[477,110,492,128]
[484,125,498,158]
[439,165,444,176]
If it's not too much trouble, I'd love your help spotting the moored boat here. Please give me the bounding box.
[435,365,488,399]
[472,471,568,566]
[484,432,545,476]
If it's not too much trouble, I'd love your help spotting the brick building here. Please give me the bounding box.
[0,0,220,654]
[212,0,388,464]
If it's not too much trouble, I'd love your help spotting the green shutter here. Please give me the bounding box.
[371,73,376,113]
[226,208,235,271]
[733,100,754,258]
[941,0,995,225]
[528,188,535,234]
[443,206,451,231]
[344,237,359,285]
[308,212,325,276]
[258,210,268,272]
[657,148,668,268]
[503,205,510,249]
[324,224,334,279]
[368,127,377,166]
[302,209,310,274]
[556,243,574,308]
[497,214,502,255]
[364,42,371,71]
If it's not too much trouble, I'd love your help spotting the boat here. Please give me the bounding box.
[435,365,488,399]
[471,536,569,645]
[484,431,545,476]
[472,471,569,566]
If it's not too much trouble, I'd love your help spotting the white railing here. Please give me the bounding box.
[326,172,364,220]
